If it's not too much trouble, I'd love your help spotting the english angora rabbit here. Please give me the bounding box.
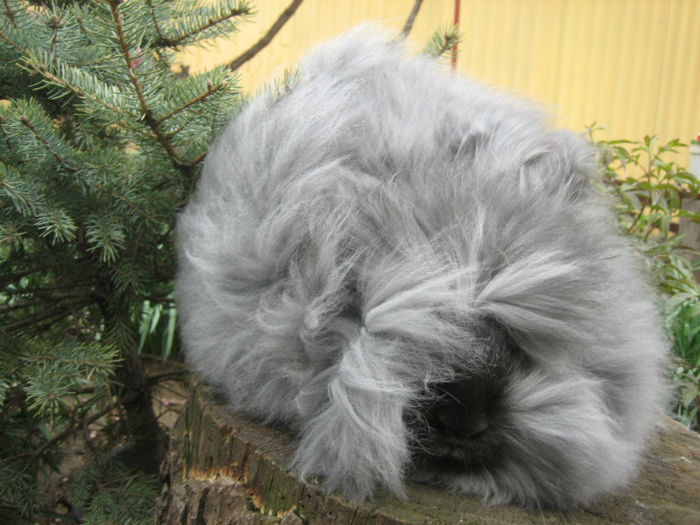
[176,28,668,508]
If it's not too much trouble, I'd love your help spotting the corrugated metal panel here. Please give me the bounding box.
[181,0,699,163]
[453,0,699,152]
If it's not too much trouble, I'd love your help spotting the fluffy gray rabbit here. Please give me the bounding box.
[176,28,668,508]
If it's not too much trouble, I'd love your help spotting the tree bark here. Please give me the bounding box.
[114,347,169,474]
[155,381,700,525]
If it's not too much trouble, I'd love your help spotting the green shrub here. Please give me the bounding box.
[590,128,700,430]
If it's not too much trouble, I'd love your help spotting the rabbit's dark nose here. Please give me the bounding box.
[430,376,495,441]
[435,406,489,440]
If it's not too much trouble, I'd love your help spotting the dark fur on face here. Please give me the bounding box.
[409,321,525,475]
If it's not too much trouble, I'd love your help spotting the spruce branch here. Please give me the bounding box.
[227,0,304,71]
[3,359,178,466]
[187,149,208,168]
[145,0,166,44]
[155,80,229,126]
[107,0,150,112]
[3,0,17,27]
[422,26,461,59]
[0,255,93,289]
[27,353,117,372]
[107,0,191,173]
[0,24,23,53]
[164,114,195,140]
[34,206,77,243]
[0,161,43,215]
[27,59,125,115]
[19,115,76,170]
[99,186,155,222]
[161,2,252,47]
[0,114,12,151]
[48,12,60,70]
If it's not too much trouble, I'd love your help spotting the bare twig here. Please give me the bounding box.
[0,298,44,314]
[0,297,95,333]
[227,0,304,71]
[401,0,424,37]
[147,370,188,385]
[4,398,117,463]
[0,258,92,289]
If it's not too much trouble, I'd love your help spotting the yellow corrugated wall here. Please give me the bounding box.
[180,0,699,162]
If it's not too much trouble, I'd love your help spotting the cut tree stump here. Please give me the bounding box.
[154,381,700,525]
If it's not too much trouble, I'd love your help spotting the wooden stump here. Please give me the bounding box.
[154,381,700,525]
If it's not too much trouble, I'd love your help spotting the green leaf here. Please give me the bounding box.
[163,306,177,359]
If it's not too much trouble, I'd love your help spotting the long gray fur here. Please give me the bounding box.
[176,28,668,508]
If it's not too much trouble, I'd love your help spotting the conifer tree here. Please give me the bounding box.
[0,0,458,519]
[0,0,307,520]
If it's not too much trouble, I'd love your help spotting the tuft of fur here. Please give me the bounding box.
[176,28,669,508]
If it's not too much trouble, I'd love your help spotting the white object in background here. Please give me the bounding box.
[691,139,700,178]
[681,135,700,260]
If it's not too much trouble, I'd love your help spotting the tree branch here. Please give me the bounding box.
[29,62,124,116]
[3,0,17,27]
[4,397,116,463]
[0,297,95,334]
[401,0,424,37]
[107,1,191,174]
[0,114,13,151]
[187,149,208,168]
[227,0,304,72]
[20,115,76,170]
[156,80,229,125]
[163,5,252,47]
[147,370,188,386]
[0,258,92,289]
[0,25,24,53]
[146,0,167,44]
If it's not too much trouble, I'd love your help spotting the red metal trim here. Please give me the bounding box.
[452,0,460,70]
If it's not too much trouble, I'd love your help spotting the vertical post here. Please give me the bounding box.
[452,0,461,70]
